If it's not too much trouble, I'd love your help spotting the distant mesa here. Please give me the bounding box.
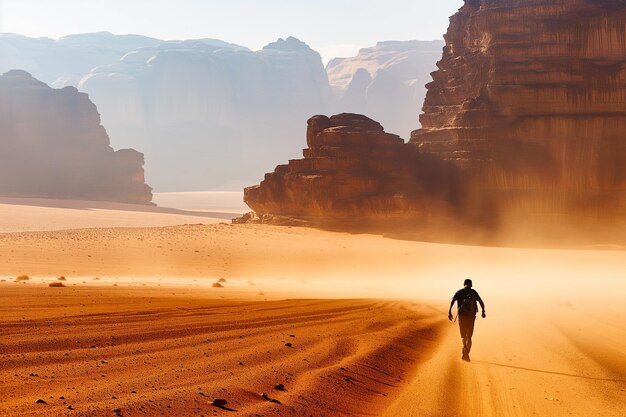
[76,36,334,191]
[0,70,152,204]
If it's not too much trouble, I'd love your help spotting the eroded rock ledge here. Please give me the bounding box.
[243,113,461,229]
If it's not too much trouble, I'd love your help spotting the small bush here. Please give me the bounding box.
[15,275,30,281]
[212,282,224,288]
[49,282,65,287]
[57,276,67,281]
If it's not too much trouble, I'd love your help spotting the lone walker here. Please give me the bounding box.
[448,278,486,361]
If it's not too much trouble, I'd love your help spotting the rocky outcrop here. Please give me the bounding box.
[0,70,152,204]
[244,113,460,227]
[411,0,626,220]
[327,41,444,136]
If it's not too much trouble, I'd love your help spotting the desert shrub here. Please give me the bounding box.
[57,276,67,281]
[15,275,30,281]
[49,282,65,287]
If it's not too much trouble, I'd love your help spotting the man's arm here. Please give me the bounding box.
[475,290,486,317]
[448,298,456,321]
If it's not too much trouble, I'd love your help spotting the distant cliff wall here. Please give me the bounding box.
[0,70,152,204]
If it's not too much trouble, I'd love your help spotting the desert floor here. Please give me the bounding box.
[0,196,624,416]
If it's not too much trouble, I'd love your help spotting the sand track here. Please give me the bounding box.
[0,287,443,417]
[383,306,626,417]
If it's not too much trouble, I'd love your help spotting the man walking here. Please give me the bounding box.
[448,279,486,361]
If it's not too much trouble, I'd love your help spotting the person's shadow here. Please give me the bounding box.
[472,360,625,382]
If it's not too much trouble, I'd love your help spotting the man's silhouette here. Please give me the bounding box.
[448,278,486,361]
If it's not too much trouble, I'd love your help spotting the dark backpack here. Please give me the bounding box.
[458,289,478,316]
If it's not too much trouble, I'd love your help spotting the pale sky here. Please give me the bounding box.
[0,0,463,62]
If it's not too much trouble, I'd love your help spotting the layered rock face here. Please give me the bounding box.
[326,41,444,136]
[411,0,626,219]
[0,70,152,204]
[244,114,460,225]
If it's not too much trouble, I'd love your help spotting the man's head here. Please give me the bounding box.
[464,278,473,288]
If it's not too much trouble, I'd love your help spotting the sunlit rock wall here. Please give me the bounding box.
[411,0,626,219]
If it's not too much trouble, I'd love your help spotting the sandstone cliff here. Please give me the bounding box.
[244,0,626,240]
[0,70,152,204]
[412,0,626,220]
[244,113,460,227]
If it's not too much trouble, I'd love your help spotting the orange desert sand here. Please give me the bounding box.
[0,197,624,416]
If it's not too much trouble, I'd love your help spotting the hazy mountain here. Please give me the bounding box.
[77,36,335,190]
[0,33,443,191]
[326,40,444,137]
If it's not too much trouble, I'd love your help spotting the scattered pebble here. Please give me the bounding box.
[211,398,228,407]
[35,399,47,404]
[284,342,292,347]
[274,384,285,391]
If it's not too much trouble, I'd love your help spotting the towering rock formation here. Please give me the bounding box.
[412,0,626,219]
[0,70,152,204]
[244,113,460,227]
[244,0,626,238]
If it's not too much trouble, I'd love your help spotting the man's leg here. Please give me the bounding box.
[464,316,476,357]
[458,316,470,359]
